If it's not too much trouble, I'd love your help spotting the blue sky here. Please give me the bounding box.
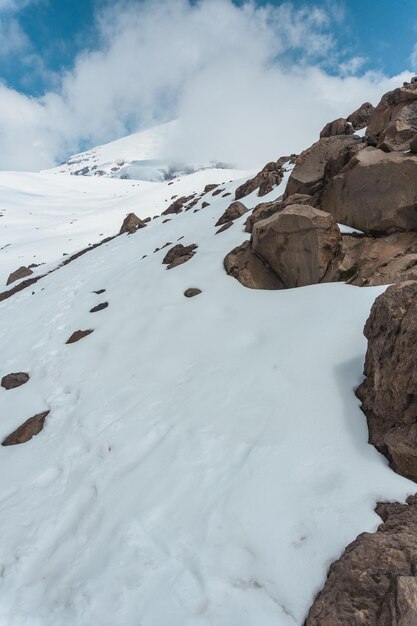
[2,0,417,96]
[0,0,414,170]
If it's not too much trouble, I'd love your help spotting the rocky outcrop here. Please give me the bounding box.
[284,135,362,198]
[321,148,417,234]
[162,243,197,269]
[6,265,33,286]
[2,411,49,446]
[252,205,341,288]
[367,81,417,151]
[215,201,248,226]
[356,282,417,481]
[224,241,283,290]
[320,117,354,138]
[66,329,94,344]
[119,213,147,234]
[235,159,288,200]
[244,194,312,234]
[305,495,417,626]
[162,195,195,215]
[1,372,29,390]
[347,101,374,130]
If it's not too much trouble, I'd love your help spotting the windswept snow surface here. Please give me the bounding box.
[0,169,414,626]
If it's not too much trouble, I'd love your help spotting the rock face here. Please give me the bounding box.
[284,135,362,198]
[119,213,147,234]
[245,194,312,234]
[305,495,417,626]
[252,205,341,288]
[356,282,417,481]
[215,201,248,226]
[347,101,375,130]
[235,160,287,200]
[1,372,29,390]
[321,148,417,234]
[320,117,354,138]
[367,81,417,151]
[224,241,283,290]
[2,411,49,446]
[162,195,195,215]
[162,244,197,269]
[6,265,33,286]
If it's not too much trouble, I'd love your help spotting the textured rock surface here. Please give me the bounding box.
[244,194,312,233]
[1,372,29,390]
[321,148,417,233]
[235,160,287,200]
[356,282,417,480]
[162,243,197,269]
[252,205,341,288]
[320,117,354,138]
[347,101,375,130]
[184,288,201,298]
[284,135,362,198]
[367,81,417,151]
[119,213,147,234]
[2,411,49,446]
[215,201,248,226]
[6,265,33,286]
[224,241,283,290]
[162,195,195,216]
[305,495,417,626]
[66,329,94,344]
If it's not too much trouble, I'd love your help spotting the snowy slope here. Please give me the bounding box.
[0,169,414,625]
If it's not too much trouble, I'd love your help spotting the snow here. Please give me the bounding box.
[0,164,414,626]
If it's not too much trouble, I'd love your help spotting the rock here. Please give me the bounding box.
[235,160,287,200]
[162,244,197,269]
[66,329,94,344]
[367,83,417,151]
[93,289,106,294]
[245,194,312,234]
[90,302,108,313]
[320,117,354,138]
[184,288,201,298]
[1,372,29,390]
[6,265,33,286]
[2,411,49,446]
[305,494,417,626]
[119,213,147,234]
[203,184,219,193]
[252,205,341,288]
[347,101,375,130]
[224,241,283,290]
[162,195,194,215]
[215,201,248,226]
[356,282,417,480]
[212,188,225,196]
[201,201,210,208]
[321,148,417,233]
[284,135,362,198]
[410,134,417,153]
[215,221,233,234]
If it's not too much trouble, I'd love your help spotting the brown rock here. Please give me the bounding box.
[284,135,362,198]
[321,148,417,233]
[215,221,233,234]
[2,411,49,446]
[215,201,248,226]
[201,201,210,208]
[184,288,201,298]
[356,282,417,480]
[162,244,197,269]
[119,213,147,234]
[224,241,283,290]
[1,372,29,390]
[245,194,313,234]
[6,266,33,286]
[252,205,341,288]
[320,117,354,138]
[162,195,194,215]
[347,101,375,130]
[305,495,417,626]
[203,184,219,193]
[66,329,94,344]
[212,188,225,196]
[90,302,108,313]
[367,83,417,151]
[235,160,287,200]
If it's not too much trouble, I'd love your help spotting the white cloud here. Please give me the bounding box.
[0,0,412,171]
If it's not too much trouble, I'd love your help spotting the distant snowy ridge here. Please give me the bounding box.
[46,121,232,182]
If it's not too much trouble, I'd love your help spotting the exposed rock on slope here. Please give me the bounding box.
[235,157,292,200]
[2,411,49,446]
[215,201,248,226]
[367,79,417,151]
[321,148,417,233]
[305,495,417,626]
[252,205,341,288]
[356,281,417,482]
[347,101,374,130]
[319,117,354,138]
[119,213,147,234]
[224,240,283,289]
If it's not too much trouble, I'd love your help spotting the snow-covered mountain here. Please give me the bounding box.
[46,121,230,182]
[0,132,413,625]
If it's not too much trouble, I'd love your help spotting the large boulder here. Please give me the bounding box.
[119,213,147,234]
[320,117,354,138]
[244,194,312,234]
[284,135,362,198]
[305,495,417,626]
[367,82,417,151]
[356,282,417,481]
[321,148,417,234]
[347,101,375,130]
[224,241,283,290]
[252,205,341,288]
[215,201,248,226]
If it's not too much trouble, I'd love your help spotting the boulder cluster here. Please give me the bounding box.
[225,79,417,290]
